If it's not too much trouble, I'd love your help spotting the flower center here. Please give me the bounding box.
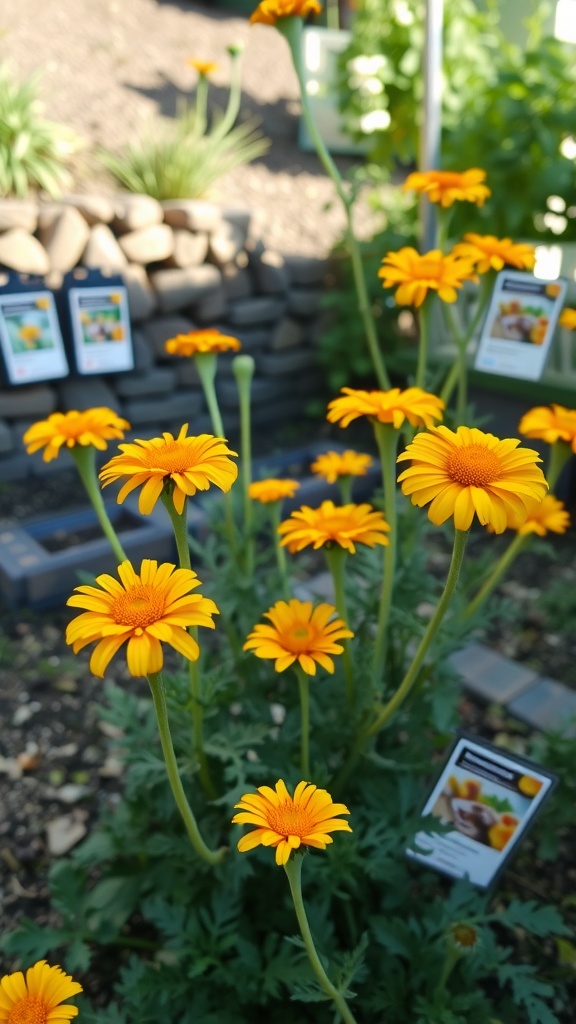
[451,923,478,949]
[111,583,166,628]
[142,440,195,474]
[285,624,313,652]
[446,444,502,486]
[437,172,462,187]
[267,801,314,838]
[417,258,443,281]
[7,998,48,1024]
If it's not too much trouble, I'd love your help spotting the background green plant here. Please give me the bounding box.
[0,63,80,198]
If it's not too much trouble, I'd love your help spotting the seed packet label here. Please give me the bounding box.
[474,271,566,381]
[0,291,69,385]
[407,735,555,888]
[68,286,134,375]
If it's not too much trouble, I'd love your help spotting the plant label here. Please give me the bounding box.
[474,270,566,381]
[407,734,556,888]
[67,284,134,376]
[0,288,69,386]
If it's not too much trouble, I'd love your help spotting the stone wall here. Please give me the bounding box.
[0,195,328,480]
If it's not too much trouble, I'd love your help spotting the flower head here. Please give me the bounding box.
[448,922,480,954]
[187,58,218,76]
[0,959,82,1023]
[164,328,241,357]
[249,478,300,503]
[278,500,390,553]
[509,494,570,536]
[402,168,491,208]
[519,404,576,447]
[244,598,353,675]
[327,386,444,430]
[23,407,130,463]
[66,558,218,678]
[559,308,576,331]
[310,449,373,484]
[232,778,351,865]
[378,248,477,307]
[250,0,322,25]
[397,425,548,534]
[99,425,238,515]
[452,233,535,274]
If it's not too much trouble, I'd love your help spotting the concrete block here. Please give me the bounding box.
[0,452,30,481]
[231,328,270,354]
[227,296,285,326]
[284,255,328,286]
[259,349,317,377]
[121,263,157,321]
[0,385,57,419]
[217,375,289,409]
[113,367,176,399]
[131,329,156,373]
[287,288,324,317]
[122,389,203,427]
[507,677,576,735]
[221,263,253,301]
[209,221,247,265]
[175,359,200,387]
[251,250,289,295]
[143,315,196,359]
[150,266,222,313]
[58,378,120,412]
[270,317,305,351]
[0,418,15,454]
[448,642,538,704]
[193,286,229,324]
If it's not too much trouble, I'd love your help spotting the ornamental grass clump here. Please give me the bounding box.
[2,9,573,1022]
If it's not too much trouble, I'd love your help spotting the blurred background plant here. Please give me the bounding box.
[100,45,269,201]
[336,0,576,242]
[0,62,81,198]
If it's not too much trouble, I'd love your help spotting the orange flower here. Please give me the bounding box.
[397,425,547,533]
[452,234,535,274]
[249,478,300,503]
[66,558,218,678]
[378,248,477,307]
[23,407,130,463]
[519,404,576,447]
[518,775,543,797]
[244,598,353,675]
[99,426,238,515]
[165,328,241,357]
[187,58,218,76]
[232,778,351,865]
[559,308,576,331]
[278,500,390,553]
[327,386,444,430]
[250,0,322,24]
[310,449,373,484]
[488,815,518,851]
[111,326,124,341]
[0,960,82,1023]
[508,494,570,536]
[402,168,491,207]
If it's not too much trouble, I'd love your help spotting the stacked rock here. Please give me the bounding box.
[0,195,328,480]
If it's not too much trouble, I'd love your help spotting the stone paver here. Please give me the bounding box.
[448,642,538,704]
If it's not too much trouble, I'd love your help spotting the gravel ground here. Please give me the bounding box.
[3,0,376,255]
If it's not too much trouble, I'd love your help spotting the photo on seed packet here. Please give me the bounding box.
[0,291,69,384]
[68,285,133,375]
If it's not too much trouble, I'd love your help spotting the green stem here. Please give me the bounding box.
[147,672,226,865]
[456,342,468,425]
[160,491,217,799]
[440,276,492,409]
[282,17,390,390]
[324,545,354,705]
[372,422,397,683]
[271,502,291,599]
[297,667,310,778]
[212,48,242,140]
[195,352,237,556]
[233,355,255,578]
[415,296,433,390]
[365,528,469,738]
[461,532,527,621]
[436,208,451,253]
[195,73,209,135]
[338,475,353,504]
[283,856,359,1024]
[71,446,127,564]
[547,439,572,492]
[435,945,460,1000]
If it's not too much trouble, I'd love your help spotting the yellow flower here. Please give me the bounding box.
[518,775,543,797]
[519,404,576,447]
[278,499,390,553]
[109,293,122,304]
[378,248,477,307]
[187,58,219,76]
[165,329,241,357]
[18,324,42,343]
[310,449,373,484]
[111,326,124,340]
[35,297,50,310]
[327,386,444,430]
[452,233,535,274]
[23,407,130,463]
[402,168,491,208]
[232,778,351,865]
[244,598,353,675]
[66,558,218,678]
[249,478,300,503]
[510,494,570,536]
[559,308,576,330]
[0,959,82,1023]
[397,425,547,534]
[99,425,238,515]
[250,0,322,25]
